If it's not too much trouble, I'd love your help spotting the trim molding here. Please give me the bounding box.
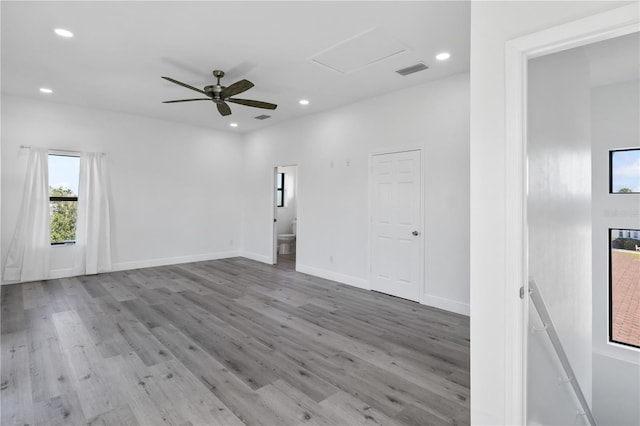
[423,294,470,317]
[298,263,470,316]
[296,263,370,290]
[112,251,241,272]
[35,251,242,282]
[239,251,274,264]
[2,250,242,284]
[5,253,472,319]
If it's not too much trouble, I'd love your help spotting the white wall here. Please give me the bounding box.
[1,95,244,281]
[592,353,640,426]
[2,75,470,316]
[469,1,631,424]
[242,72,470,315]
[591,79,640,426]
[527,47,592,425]
[276,165,297,236]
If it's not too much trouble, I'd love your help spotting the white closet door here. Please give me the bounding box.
[370,150,422,302]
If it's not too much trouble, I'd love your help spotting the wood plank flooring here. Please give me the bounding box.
[1,257,470,425]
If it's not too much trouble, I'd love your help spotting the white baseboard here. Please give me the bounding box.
[239,251,273,264]
[296,263,370,290]
[422,294,470,316]
[0,251,242,284]
[112,251,241,272]
[6,253,470,318]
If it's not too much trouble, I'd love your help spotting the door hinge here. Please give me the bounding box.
[519,286,525,299]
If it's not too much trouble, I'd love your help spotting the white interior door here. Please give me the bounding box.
[370,150,422,302]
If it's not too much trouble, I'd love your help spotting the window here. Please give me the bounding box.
[609,228,640,349]
[610,148,640,194]
[276,172,285,207]
[48,154,80,244]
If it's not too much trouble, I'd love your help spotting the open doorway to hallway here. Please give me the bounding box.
[273,165,298,270]
[526,30,639,426]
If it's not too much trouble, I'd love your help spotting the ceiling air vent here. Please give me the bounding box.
[395,63,429,76]
[254,114,271,120]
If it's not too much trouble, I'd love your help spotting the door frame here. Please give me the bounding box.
[271,164,299,265]
[504,4,639,423]
[368,147,425,303]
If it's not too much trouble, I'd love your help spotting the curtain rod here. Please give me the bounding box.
[20,145,105,156]
[20,144,77,154]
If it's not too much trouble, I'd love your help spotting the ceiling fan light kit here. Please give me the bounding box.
[161,69,277,117]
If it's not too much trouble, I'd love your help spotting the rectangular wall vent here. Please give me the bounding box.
[254,115,271,120]
[395,63,429,76]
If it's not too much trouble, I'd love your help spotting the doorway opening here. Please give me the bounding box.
[273,165,298,270]
[526,31,639,426]
[504,4,638,423]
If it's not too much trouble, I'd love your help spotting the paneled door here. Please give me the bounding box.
[370,150,422,302]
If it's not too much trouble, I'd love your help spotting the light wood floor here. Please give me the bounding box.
[1,257,470,425]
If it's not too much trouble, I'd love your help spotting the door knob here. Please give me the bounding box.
[412,230,419,236]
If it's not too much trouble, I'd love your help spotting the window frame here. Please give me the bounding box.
[48,152,80,245]
[609,148,640,194]
[608,227,640,350]
[276,172,285,208]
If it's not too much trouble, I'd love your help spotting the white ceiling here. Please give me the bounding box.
[1,1,471,133]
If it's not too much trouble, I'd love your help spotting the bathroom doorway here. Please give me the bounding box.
[272,165,298,269]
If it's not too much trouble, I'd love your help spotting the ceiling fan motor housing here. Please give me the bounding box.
[204,84,223,100]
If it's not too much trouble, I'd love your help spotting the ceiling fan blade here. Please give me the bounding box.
[221,79,254,98]
[161,76,208,95]
[227,98,277,110]
[162,98,210,103]
[216,101,232,116]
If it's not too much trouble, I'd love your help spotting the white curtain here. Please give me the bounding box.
[73,152,112,275]
[3,148,51,282]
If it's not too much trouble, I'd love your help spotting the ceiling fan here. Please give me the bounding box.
[161,70,277,116]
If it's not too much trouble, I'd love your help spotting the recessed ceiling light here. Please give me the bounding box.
[299,99,310,105]
[436,52,451,61]
[39,88,53,94]
[230,123,238,128]
[54,28,74,38]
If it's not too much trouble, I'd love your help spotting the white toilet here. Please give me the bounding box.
[277,219,297,254]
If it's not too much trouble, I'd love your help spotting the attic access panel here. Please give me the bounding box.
[311,27,408,74]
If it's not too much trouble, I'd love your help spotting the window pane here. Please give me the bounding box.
[50,200,78,243]
[277,172,284,190]
[277,190,283,207]
[49,154,80,196]
[610,229,640,348]
[610,149,640,193]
